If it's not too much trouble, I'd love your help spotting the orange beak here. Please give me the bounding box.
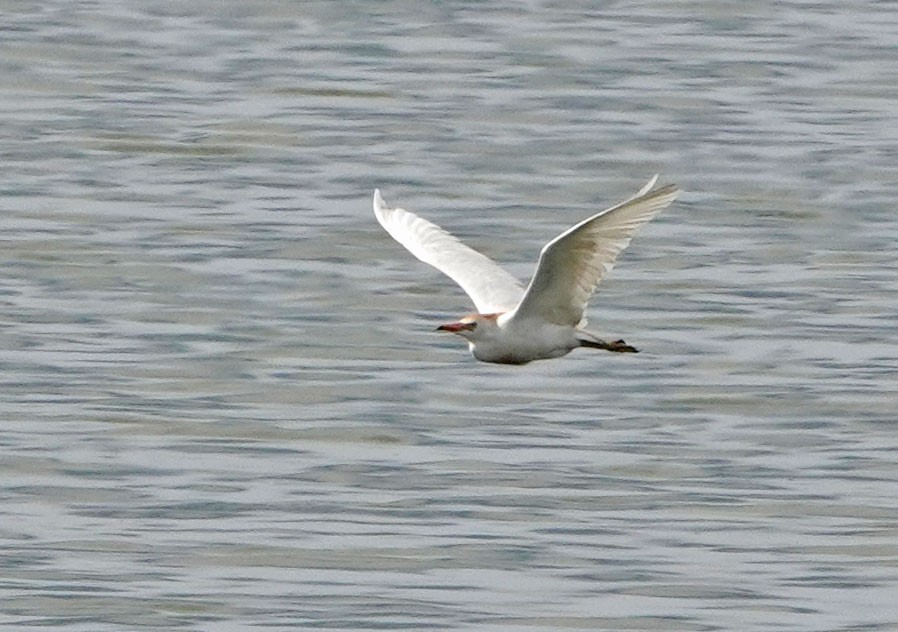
[436,321,476,333]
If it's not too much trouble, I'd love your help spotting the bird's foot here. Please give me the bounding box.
[578,336,639,353]
[607,339,638,353]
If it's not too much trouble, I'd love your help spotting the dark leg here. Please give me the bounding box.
[578,338,639,353]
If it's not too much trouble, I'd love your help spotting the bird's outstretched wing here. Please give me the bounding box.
[373,190,525,313]
[511,177,679,327]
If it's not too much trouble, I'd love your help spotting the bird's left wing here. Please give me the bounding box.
[511,178,679,327]
[373,190,525,314]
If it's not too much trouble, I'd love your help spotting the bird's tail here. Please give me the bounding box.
[577,331,638,353]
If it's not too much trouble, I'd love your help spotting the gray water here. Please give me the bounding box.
[3,2,898,631]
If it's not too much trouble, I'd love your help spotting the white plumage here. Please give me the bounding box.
[373,177,679,364]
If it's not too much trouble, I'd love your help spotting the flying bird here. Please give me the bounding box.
[373,177,679,364]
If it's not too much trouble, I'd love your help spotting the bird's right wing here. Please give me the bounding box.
[373,190,525,314]
[511,178,679,327]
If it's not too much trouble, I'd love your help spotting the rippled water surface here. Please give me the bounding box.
[3,2,898,630]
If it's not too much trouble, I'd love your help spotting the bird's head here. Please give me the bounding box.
[435,312,502,342]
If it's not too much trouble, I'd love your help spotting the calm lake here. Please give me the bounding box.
[2,2,897,630]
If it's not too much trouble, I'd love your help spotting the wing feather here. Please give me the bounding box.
[511,178,679,326]
[373,190,524,313]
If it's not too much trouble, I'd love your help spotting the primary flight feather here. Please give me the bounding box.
[373,177,679,364]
